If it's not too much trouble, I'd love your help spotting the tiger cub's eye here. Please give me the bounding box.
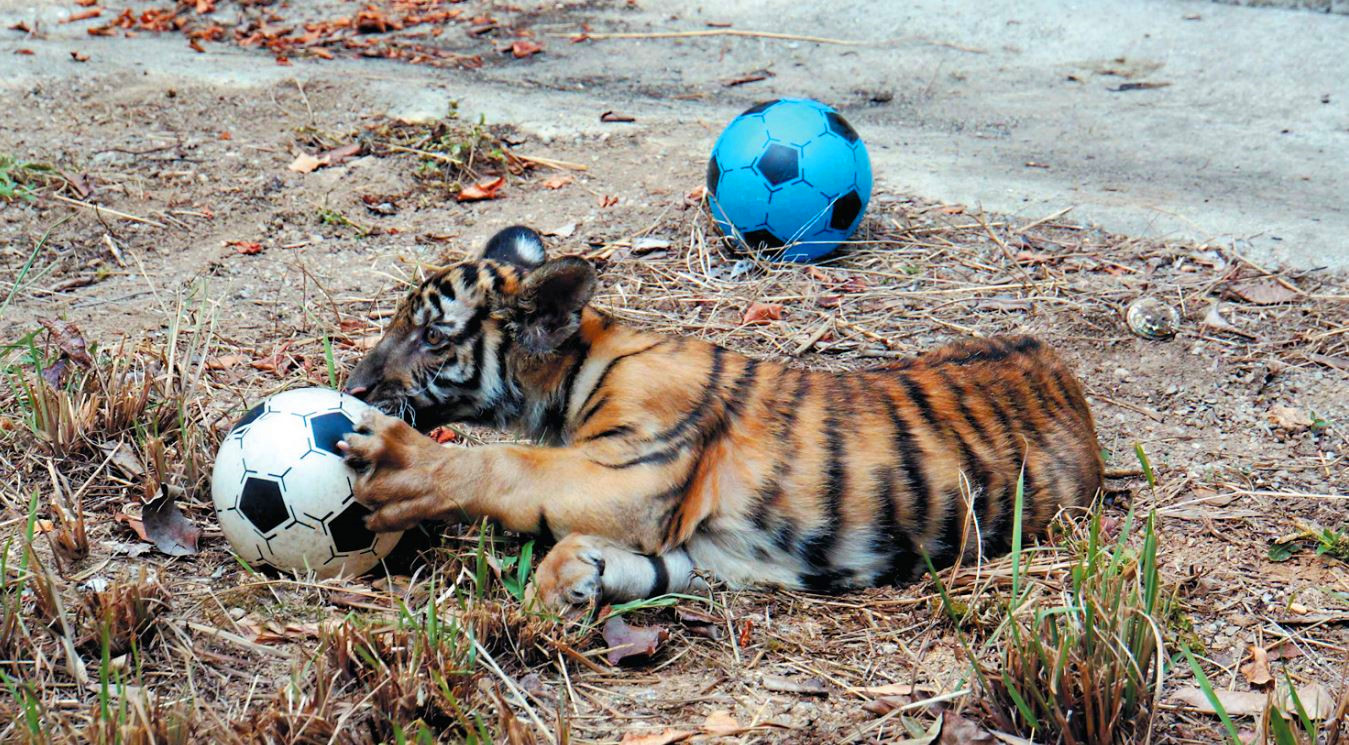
[422,326,447,347]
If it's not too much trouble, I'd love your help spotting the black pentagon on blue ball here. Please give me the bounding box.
[825,111,860,143]
[706,157,721,195]
[830,190,864,231]
[309,411,355,457]
[755,143,799,186]
[741,99,779,116]
[741,228,784,251]
[328,501,378,554]
[239,477,288,535]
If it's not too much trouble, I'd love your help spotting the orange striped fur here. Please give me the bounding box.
[341,227,1104,608]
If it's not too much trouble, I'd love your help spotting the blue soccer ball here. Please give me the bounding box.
[706,98,872,262]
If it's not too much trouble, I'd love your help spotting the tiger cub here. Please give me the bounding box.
[339,226,1104,608]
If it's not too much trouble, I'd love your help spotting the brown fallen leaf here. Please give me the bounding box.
[319,142,361,166]
[1267,405,1313,431]
[938,711,996,744]
[288,153,323,173]
[1240,644,1272,687]
[863,694,914,716]
[1265,641,1303,661]
[1226,278,1300,305]
[602,616,668,665]
[762,675,829,696]
[428,426,458,444]
[14,48,35,56]
[98,442,146,479]
[115,512,150,542]
[741,303,783,326]
[597,194,619,208]
[227,240,264,255]
[71,51,91,62]
[542,174,573,190]
[142,487,201,556]
[38,317,94,367]
[600,111,636,123]
[9,21,32,32]
[675,606,723,640]
[619,730,692,745]
[510,39,544,58]
[458,176,506,202]
[205,353,249,370]
[1111,81,1171,91]
[686,185,708,202]
[701,710,741,736]
[1171,684,1335,719]
[41,357,70,388]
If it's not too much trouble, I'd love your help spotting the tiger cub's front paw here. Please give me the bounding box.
[528,534,607,611]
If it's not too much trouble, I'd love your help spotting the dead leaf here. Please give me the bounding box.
[863,694,914,716]
[741,303,783,326]
[939,711,996,744]
[115,512,150,542]
[1265,641,1303,661]
[319,142,361,166]
[458,176,506,202]
[9,21,32,32]
[859,683,916,696]
[70,51,91,62]
[205,353,248,370]
[428,427,458,444]
[1240,644,1272,687]
[1203,302,1240,333]
[98,442,146,479]
[0,416,15,431]
[542,174,573,190]
[288,153,323,173]
[597,194,619,208]
[543,222,577,238]
[227,240,264,255]
[38,317,94,367]
[762,675,829,696]
[15,48,35,56]
[701,710,741,736]
[619,730,692,745]
[510,40,544,58]
[1170,685,1335,719]
[686,185,708,202]
[1267,405,1313,431]
[738,618,753,647]
[676,606,723,639]
[600,111,636,123]
[1226,278,1300,305]
[142,487,201,556]
[41,358,69,388]
[602,616,668,665]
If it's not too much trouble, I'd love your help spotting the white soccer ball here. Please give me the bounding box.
[211,387,403,578]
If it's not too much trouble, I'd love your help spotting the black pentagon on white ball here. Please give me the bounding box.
[238,476,289,535]
[706,157,721,194]
[755,143,799,186]
[327,500,379,554]
[307,410,355,457]
[741,99,779,116]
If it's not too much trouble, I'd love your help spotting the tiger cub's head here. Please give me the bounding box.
[344,226,596,431]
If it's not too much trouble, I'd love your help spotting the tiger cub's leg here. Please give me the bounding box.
[529,534,702,608]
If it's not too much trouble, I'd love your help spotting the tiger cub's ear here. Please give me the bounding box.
[483,226,547,271]
[514,257,596,355]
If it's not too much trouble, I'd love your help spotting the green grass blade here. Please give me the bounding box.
[1180,643,1242,745]
[0,215,70,319]
[1266,701,1298,745]
[323,333,338,389]
[1282,671,1316,740]
[1134,442,1155,488]
[1010,463,1027,606]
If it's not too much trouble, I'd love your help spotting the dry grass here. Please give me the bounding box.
[0,116,1346,741]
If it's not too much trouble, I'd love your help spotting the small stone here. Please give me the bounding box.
[228,607,246,620]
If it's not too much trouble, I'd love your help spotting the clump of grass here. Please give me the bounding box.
[0,155,61,202]
[367,106,524,193]
[930,474,1167,744]
[80,572,171,656]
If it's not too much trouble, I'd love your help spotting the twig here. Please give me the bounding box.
[46,193,169,228]
[566,29,874,46]
[512,153,590,171]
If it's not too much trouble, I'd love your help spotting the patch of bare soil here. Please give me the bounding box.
[0,5,1346,744]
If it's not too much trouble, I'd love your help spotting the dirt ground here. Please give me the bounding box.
[0,2,1346,744]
